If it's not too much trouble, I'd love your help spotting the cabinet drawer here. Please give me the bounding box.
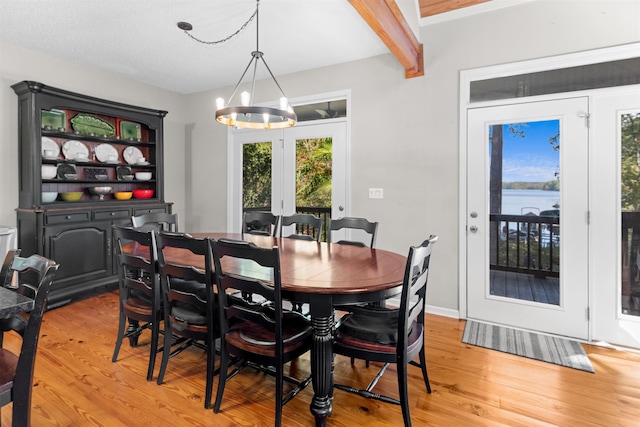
[93,209,131,221]
[133,206,167,216]
[45,211,91,225]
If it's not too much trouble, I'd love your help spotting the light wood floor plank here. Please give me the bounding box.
[1,290,638,426]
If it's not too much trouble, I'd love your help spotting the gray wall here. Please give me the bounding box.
[1,0,638,315]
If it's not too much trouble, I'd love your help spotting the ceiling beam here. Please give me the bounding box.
[349,0,424,78]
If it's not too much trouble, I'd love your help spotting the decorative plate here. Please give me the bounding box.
[41,109,66,130]
[62,140,90,160]
[116,166,134,181]
[70,113,115,136]
[85,168,108,180]
[120,121,141,140]
[95,143,118,162]
[41,137,60,158]
[123,146,144,165]
[56,163,77,179]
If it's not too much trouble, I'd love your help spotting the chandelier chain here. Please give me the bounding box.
[182,7,258,46]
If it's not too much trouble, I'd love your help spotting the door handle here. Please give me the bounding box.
[338,205,344,211]
[469,225,478,233]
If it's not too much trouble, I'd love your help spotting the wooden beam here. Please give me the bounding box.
[349,0,424,78]
[419,0,489,18]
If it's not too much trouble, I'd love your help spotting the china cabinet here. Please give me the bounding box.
[12,81,172,307]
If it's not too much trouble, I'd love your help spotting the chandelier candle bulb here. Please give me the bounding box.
[241,91,251,106]
[216,97,225,110]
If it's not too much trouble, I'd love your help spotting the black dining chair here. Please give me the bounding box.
[0,254,59,427]
[279,213,323,242]
[212,238,312,427]
[111,225,163,381]
[131,212,178,233]
[242,211,279,237]
[333,235,437,427]
[331,217,381,319]
[155,231,218,409]
[327,217,378,248]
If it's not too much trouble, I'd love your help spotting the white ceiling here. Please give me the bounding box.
[0,0,396,94]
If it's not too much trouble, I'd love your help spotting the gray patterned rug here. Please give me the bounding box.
[462,320,594,373]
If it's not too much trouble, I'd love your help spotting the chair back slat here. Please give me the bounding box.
[280,214,323,242]
[328,217,378,248]
[131,212,178,233]
[243,211,279,237]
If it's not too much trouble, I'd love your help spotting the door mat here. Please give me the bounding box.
[462,320,594,373]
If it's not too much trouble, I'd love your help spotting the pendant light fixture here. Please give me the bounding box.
[214,0,296,129]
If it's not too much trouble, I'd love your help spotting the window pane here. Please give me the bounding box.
[471,58,640,103]
[243,142,272,210]
[294,137,332,240]
[621,111,640,317]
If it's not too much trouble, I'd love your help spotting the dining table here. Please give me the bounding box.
[133,232,407,426]
[0,286,34,318]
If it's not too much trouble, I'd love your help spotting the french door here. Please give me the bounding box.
[591,88,640,348]
[228,121,347,235]
[467,97,590,339]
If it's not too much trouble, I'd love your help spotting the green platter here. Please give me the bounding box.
[70,113,115,136]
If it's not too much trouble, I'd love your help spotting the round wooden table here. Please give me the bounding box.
[151,232,407,426]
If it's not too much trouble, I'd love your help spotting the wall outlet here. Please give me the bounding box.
[369,188,383,199]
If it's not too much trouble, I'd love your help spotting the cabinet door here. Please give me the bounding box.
[44,220,112,290]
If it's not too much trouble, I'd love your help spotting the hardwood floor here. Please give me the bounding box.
[2,290,639,426]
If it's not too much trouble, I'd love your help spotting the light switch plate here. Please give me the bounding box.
[369,188,383,199]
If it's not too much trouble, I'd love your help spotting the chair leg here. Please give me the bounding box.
[418,347,431,393]
[112,309,126,362]
[213,343,229,413]
[147,317,160,381]
[204,336,215,409]
[275,364,283,427]
[156,324,174,385]
[127,319,141,347]
[397,360,412,427]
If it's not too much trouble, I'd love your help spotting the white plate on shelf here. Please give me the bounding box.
[123,146,144,165]
[62,140,89,160]
[95,143,118,162]
[41,137,60,158]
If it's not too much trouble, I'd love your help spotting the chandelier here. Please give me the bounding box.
[179,0,296,129]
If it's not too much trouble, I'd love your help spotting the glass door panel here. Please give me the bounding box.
[290,137,332,241]
[489,120,560,305]
[620,111,640,317]
[242,141,273,211]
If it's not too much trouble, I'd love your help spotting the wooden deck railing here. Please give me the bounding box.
[489,213,560,278]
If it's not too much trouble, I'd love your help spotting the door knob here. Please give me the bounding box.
[469,225,478,233]
[470,211,478,218]
[338,205,344,211]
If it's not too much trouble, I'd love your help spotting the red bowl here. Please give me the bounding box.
[132,189,154,199]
